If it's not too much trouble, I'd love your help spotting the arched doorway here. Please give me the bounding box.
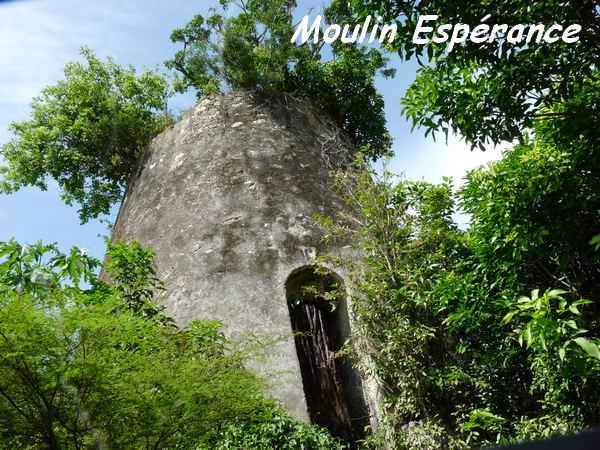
[286,266,369,444]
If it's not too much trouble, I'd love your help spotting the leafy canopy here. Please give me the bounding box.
[165,0,395,159]
[351,0,600,148]
[0,48,171,223]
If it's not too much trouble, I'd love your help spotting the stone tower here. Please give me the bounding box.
[109,91,376,441]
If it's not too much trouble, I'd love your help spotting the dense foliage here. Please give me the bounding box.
[313,5,600,444]
[165,0,394,159]
[0,240,341,449]
[0,48,171,223]
[203,407,345,450]
[351,0,600,149]
[322,105,600,447]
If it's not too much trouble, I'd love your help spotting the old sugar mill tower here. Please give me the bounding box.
[108,90,379,442]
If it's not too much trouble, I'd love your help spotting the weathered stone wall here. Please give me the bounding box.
[108,90,371,422]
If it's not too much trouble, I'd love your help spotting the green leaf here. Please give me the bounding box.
[589,234,600,251]
[530,289,540,301]
[501,310,518,325]
[547,289,567,299]
[524,326,533,347]
[564,320,578,330]
[572,338,600,361]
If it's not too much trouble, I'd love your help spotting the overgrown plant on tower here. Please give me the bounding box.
[1,0,393,223]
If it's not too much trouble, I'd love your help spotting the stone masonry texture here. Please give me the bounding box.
[108,90,368,421]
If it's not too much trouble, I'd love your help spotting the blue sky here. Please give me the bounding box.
[0,0,505,261]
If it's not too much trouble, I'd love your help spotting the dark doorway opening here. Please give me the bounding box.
[286,267,369,444]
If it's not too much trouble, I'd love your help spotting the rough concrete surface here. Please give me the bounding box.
[108,90,371,422]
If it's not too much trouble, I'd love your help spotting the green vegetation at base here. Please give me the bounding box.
[201,406,345,450]
[0,240,342,449]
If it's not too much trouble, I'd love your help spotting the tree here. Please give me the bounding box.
[0,48,171,223]
[0,239,342,449]
[321,114,600,447]
[351,0,600,149]
[320,161,478,448]
[165,0,394,159]
[453,88,600,442]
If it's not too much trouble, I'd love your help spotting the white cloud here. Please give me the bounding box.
[0,0,213,128]
[390,133,506,187]
[387,133,509,229]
